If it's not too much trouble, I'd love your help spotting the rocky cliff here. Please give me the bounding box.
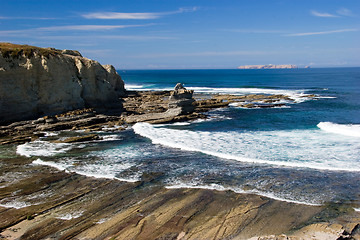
[0,43,125,124]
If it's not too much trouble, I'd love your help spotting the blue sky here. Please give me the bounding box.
[1,0,359,69]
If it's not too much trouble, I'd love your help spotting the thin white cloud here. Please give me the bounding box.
[310,10,338,18]
[0,24,151,35]
[224,29,285,34]
[286,29,358,36]
[337,8,354,17]
[82,7,199,20]
[37,24,150,31]
[36,35,176,41]
[82,12,160,20]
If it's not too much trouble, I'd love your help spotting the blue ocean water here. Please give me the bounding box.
[14,68,360,207]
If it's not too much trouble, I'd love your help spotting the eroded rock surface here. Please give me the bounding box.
[0,43,125,124]
[124,83,197,124]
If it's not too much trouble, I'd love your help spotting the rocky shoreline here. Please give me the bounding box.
[1,85,359,239]
[0,83,315,146]
[0,158,359,239]
[1,44,359,239]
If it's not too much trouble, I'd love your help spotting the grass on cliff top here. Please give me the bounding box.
[0,42,61,58]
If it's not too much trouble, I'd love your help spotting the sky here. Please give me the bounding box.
[0,0,359,69]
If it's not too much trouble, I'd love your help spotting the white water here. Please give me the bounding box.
[133,122,360,172]
[317,122,360,138]
[33,158,68,171]
[166,182,321,206]
[17,140,74,157]
[56,211,84,220]
[126,85,311,103]
[32,157,139,182]
[0,201,32,209]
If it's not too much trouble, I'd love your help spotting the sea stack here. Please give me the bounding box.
[0,43,126,124]
[168,83,195,114]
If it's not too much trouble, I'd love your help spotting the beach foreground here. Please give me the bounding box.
[1,159,359,240]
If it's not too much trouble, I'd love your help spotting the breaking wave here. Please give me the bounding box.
[133,123,360,172]
[17,140,74,157]
[317,122,360,138]
[32,158,139,182]
[165,182,321,206]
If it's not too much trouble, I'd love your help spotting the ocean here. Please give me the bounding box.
[10,68,360,209]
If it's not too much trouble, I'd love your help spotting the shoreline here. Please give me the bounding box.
[1,162,359,239]
[1,90,359,239]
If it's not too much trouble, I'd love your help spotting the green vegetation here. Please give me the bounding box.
[0,42,61,58]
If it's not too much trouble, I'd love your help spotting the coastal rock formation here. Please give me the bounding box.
[168,83,195,114]
[0,43,125,124]
[237,64,297,69]
[124,83,196,124]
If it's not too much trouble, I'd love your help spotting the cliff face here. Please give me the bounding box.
[0,43,125,124]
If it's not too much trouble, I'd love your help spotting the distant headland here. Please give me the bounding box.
[237,64,298,69]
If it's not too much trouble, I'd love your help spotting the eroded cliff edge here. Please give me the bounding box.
[0,43,125,124]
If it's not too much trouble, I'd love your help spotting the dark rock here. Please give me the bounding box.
[44,116,58,124]
[55,134,101,143]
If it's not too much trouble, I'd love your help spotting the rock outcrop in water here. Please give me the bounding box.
[0,43,125,124]
[124,83,197,124]
[168,83,195,114]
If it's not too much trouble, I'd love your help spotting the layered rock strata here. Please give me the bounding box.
[0,43,125,124]
[124,83,197,124]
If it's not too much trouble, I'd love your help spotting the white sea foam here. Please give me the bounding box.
[98,135,122,141]
[316,96,337,99]
[74,162,139,182]
[42,131,59,137]
[31,158,139,183]
[0,201,32,209]
[126,85,311,103]
[125,84,146,90]
[169,122,192,126]
[317,122,360,138]
[17,140,74,157]
[101,125,124,131]
[229,102,291,109]
[32,158,68,171]
[189,87,310,103]
[56,211,83,220]
[166,182,321,206]
[96,218,109,224]
[133,123,360,172]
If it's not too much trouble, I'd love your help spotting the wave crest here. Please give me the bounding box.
[317,122,360,138]
[133,123,360,172]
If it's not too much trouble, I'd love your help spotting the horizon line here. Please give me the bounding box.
[116,66,360,70]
